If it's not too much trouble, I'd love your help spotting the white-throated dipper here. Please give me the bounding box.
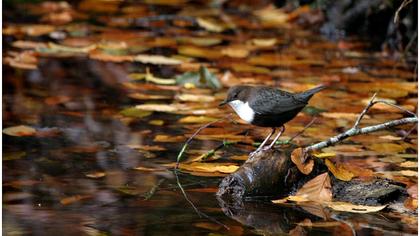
[219,84,326,154]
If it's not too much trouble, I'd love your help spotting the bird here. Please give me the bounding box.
[219,84,326,154]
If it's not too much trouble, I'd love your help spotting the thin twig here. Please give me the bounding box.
[143,179,166,200]
[353,93,377,128]
[374,99,417,117]
[174,170,230,230]
[176,114,231,168]
[287,117,318,143]
[402,123,417,141]
[394,0,413,24]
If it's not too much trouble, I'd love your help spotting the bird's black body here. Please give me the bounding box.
[221,85,325,127]
[220,84,325,153]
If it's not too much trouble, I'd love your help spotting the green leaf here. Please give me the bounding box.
[175,66,222,90]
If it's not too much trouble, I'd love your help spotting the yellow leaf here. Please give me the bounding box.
[48,42,97,53]
[295,172,332,202]
[324,159,354,181]
[399,161,417,168]
[368,143,406,153]
[154,135,185,143]
[321,112,366,120]
[149,120,165,126]
[3,125,36,137]
[178,45,222,59]
[135,104,188,113]
[313,152,336,158]
[250,38,277,47]
[326,201,387,213]
[221,46,250,58]
[178,116,218,124]
[134,54,182,65]
[254,6,289,25]
[177,162,239,174]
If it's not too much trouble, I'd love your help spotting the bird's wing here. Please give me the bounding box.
[249,87,307,115]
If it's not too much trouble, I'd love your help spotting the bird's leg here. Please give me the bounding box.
[251,128,276,156]
[267,125,285,149]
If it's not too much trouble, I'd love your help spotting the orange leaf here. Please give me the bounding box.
[291,148,314,175]
[295,172,332,202]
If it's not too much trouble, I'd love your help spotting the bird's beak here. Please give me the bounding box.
[219,100,228,106]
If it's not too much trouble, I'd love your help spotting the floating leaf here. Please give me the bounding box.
[178,116,218,124]
[176,162,239,174]
[60,195,92,205]
[254,6,289,25]
[295,172,332,202]
[120,107,153,118]
[221,46,250,58]
[291,148,314,175]
[177,37,222,46]
[178,45,222,59]
[47,42,97,53]
[3,151,26,161]
[149,120,165,126]
[324,159,354,181]
[4,51,38,70]
[196,17,225,32]
[399,161,417,168]
[85,172,106,179]
[176,66,222,90]
[134,54,182,65]
[135,104,188,113]
[326,201,387,213]
[3,125,36,137]
[176,93,215,102]
[250,38,277,47]
[129,68,176,85]
[154,135,185,142]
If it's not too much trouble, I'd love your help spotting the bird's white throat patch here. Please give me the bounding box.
[228,100,255,123]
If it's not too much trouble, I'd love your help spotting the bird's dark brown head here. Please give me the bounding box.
[219,86,252,106]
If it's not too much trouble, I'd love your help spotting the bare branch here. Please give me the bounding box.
[353,93,377,128]
[304,94,418,153]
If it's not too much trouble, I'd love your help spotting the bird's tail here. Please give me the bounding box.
[297,84,327,102]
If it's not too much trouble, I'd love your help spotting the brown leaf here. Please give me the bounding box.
[291,148,314,175]
[175,162,239,174]
[60,195,92,205]
[295,172,332,202]
[85,172,106,179]
[178,116,218,124]
[154,134,185,143]
[324,159,354,181]
[134,54,182,65]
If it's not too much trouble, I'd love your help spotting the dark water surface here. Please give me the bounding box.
[3,1,418,235]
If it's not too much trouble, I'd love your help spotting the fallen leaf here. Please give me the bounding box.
[254,5,289,25]
[176,93,215,102]
[291,148,314,175]
[120,107,153,118]
[178,116,218,124]
[313,152,336,158]
[176,66,222,90]
[149,120,165,126]
[221,46,250,58]
[297,220,341,227]
[399,161,417,168]
[404,198,418,210]
[133,166,163,172]
[194,222,222,231]
[250,38,277,47]
[295,172,332,202]
[135,104,188,113]
[60,195,92,205]
[134,54,182,65]
[154,135,185,142]
[321,112,365,120]
[368,143,407,153]
[176,162,239,174]
[326,201,387,213]
[127,144,166,151]
[196,17,225,32]
[324,159,354,181]
[3,151,26,161]
[398,170,418,177]
[178,45,222,59]
[85,172,106,178]
[47,42,97,53]
[3,125,36,137]
[12,40,47,49]
[177,37,222,46]
[89,51,134,62]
